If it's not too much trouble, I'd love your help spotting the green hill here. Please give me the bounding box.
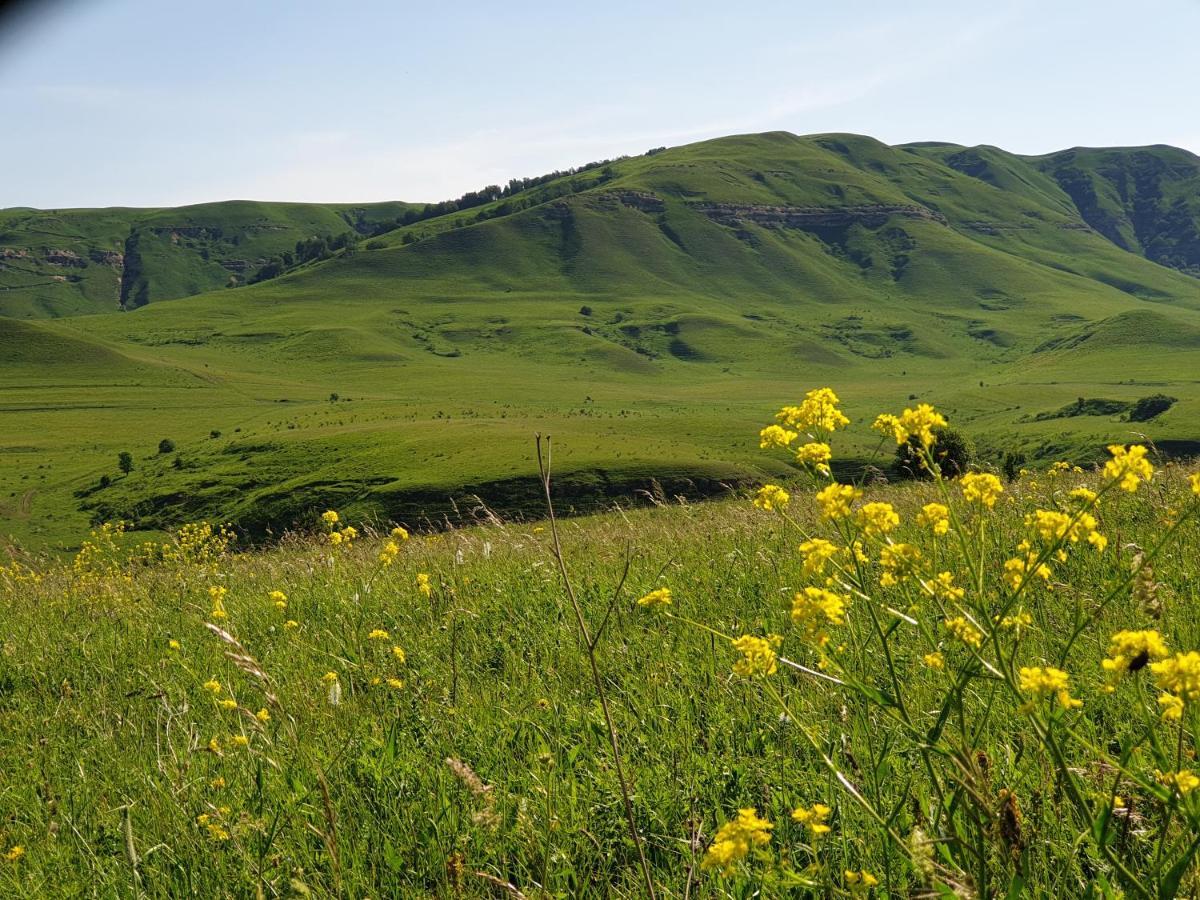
[3,131,1200,549]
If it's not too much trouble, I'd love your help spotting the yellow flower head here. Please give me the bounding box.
[203,679,222,695]
[1018,665,1082,709]
[1003,551,1052,592]
[168,639,181,651]
[731,634,782,678]
[636,587,672,608]
[759,424,797,449]
[230,734,249,748]
[4,846,25,863]
[1026,509,1106,552]
[321,671,339,684]
[1104,445,1153,492]
[776,388,850,434]
[922,571,965,602]
[873,403,947,448]
[268,590,287,605]
[792,587,848,643]
[845,869,880,890]
[944,616,983,649]
[791,802,832,836]
[1102,630,1168,684]
[752,484,790,511]
[284,619,299,630]
[794,441,832,474]
[392,645,407,663]
[879,543,922,587]
[798,538,839,577]
[923,652,945,669]
[255,708,270,723]
[1150,651,1200,704]
[815,483,861,520]
[321,510,340,526]
[368,628,390,641]
[916,502,950,535]
[961,472,1003,508]
[386,677,405,690]
[218,698,237,710]
[855,501,899,536]
[1157,769,1200,796]
[700,808,774,875]
[391,525,410,541]
[417,572,432,598]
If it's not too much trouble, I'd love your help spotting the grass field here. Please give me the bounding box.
[2,391,1199,896]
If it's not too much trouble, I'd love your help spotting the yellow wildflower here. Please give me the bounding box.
[1003,551,1052,592]
[1159,692,1185,721]
[209,585,228,619]
[845,869,880,890]
[873,403,947,447]
[775,387,850,433]
[999,610,1032,635]
[368,628,390,641]
[230,734,249,748]
[815,483,861,520]
[944,616,983,649]
[961,472,1003,508]
[1189,473,1200,496]
[284,619,299,630]
[4,846,24,863]
[753,484,790,511]
[328,531,344,546]
[922,571,964,602]
[791,587,848,644]
[321,510,339,526]
[879,543,922,587]
[916,502,950,535]
[378,540,401,565]
[208,736,222,754]
[386,677,405,689]
[731,634,781,677]
[203,679,222,695]
[791,802,832,836]
[168,639,181,651]
[1102,630,1168,687]
[1026,509,1106,551]
[636,587,672,607]
[1018,665,1082,710]
[1157,770,1200,796]
[1150,651,1200,704]
[855,501,899,536]
[417,572,432,597]
[218,699,237,711]
[923,652,944,669]
[321,671,339,684]
[255,708,270,723]
[798,538,839,577]
[700,808,774,875]
[1069,487,1098,505]
[209,776,226,789]
[759,424,797,449]
[392,645,407,663]
[1104,445,1153,492]
[391,525,410,541]
[794,441,832,474]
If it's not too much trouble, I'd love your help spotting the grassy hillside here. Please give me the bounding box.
[3,132,1200,550]
[0,200,416,317]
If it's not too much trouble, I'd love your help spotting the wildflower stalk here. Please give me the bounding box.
[535,435,657,900]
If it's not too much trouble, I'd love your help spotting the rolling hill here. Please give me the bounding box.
[3,131,1200,550]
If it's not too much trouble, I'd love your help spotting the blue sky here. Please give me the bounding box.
[2,0,1198,208]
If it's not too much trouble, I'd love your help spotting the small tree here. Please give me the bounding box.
[896,427,975,479]
[118,452,134,475]
[1003,450,1027,482]
[158,438,175,454]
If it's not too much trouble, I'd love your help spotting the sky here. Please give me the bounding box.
[1,0,1198,208]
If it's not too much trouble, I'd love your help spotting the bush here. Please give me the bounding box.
[117,451,133,474]
[895,426,975,478]
[1128,393,1177,422]
[158,439,176,454]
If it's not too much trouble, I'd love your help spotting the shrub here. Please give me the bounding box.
[895,426,974,478]
[1128,393,1177,422]
[158,439,175,454]
[117,451,133,474]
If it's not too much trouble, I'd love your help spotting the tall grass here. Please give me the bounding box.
[1,392,1199,896]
